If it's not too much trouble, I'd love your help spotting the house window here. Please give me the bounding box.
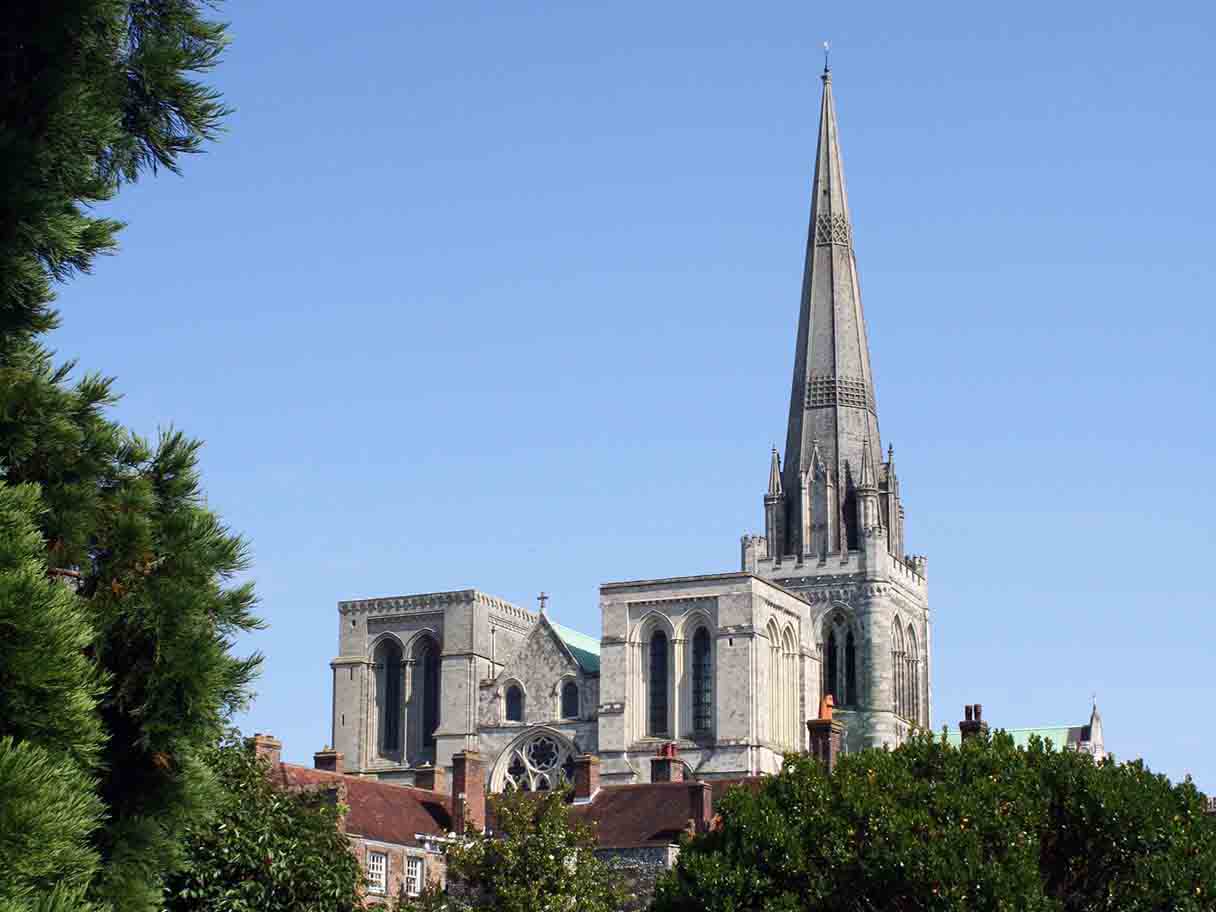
[692,627,712,733]
[404,855,423,896]
[561,680,579,719]
[367,850,387,895]
[505,684,524,722]
[648,631,669,736]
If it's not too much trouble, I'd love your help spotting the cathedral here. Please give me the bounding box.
[328,67,931,792]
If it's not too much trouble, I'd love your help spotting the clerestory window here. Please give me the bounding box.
[691,627,712,734]
[648,631,669,736]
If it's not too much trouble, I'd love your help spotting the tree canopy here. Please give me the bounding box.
[424,789,622,912]
[0,3,260,911]
[653,731,1216,912]
[162,735,364,912]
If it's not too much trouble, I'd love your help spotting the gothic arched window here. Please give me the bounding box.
[691,627,712,734]
[845,630,857,706]
[418,638,441,749]
[907,624,919,724]
[824,629,838,702]
[505,684,524,722]
[374,639,403,755]
[892,621,906,719]
[648,631,669,737]
[561,680,579,719]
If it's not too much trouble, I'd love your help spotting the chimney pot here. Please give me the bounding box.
[313,747,344,774]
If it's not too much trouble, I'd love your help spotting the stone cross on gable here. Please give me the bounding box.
[537,592,548,614]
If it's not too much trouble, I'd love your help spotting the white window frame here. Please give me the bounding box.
[404,855,424,896]
[367,850,388,895]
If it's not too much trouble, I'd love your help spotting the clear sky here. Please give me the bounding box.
[53,2,1215,787]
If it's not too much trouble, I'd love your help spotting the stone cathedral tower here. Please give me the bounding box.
[329,65,931,792]
[742,65,930,750]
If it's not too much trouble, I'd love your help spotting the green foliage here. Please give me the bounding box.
[653,733,1216,912]
[0,484,105,911]
[0,0,230,339]
[0,5,258,908]
[1,339,263,912]
[162,735,363,912]
[441,789,623,912]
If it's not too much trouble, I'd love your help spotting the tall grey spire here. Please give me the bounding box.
[780,67,882,556]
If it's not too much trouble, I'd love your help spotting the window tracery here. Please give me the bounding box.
[498,732,577,793]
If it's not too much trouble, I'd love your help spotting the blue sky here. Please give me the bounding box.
[53,2,1215,787]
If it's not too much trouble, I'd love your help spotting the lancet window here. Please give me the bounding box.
[373,638,403,756]
[505,684,524,722]
[648,631,670,737]
[561,680,579,719]
[408,635,442,758]
[691,627,713,734]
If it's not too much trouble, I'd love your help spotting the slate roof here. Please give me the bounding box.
[549,620,601,674]
[272,763,452,846]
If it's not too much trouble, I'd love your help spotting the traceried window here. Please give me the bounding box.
[648,631,669,736]
[404,856,423,896]
[561,680,579,719]
[505,684,524,722]
[500,732,576,792]
[366,850,387,894]
[691,627,712,734]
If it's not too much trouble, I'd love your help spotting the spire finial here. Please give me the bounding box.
[822,41,831,80]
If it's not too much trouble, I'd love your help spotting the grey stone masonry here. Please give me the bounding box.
[744,65,930,751]
[327,67,934,795]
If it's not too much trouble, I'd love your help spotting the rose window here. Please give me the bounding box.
[499,733,576,793]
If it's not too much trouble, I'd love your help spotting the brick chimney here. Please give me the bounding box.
[452,751,486,834]
[251,733,282,766]
[414,764,445,794]
[651,742,683,783]
[688,780,712,834]
[959,703,989,743]
[806,695,845,773]
[572,754,600,801]
[313,746,344,774]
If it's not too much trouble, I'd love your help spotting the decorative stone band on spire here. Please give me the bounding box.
[805,374,876,413]
[814,212,852,247]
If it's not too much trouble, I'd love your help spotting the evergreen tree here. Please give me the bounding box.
[0,0,229,340]
[0,483,106,911]
[1,3,260,910]
[163,734,363,912]
[653,731,1216,912]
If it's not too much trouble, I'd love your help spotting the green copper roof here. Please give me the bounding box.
[549,620,601,674]
[944,726,1081,750]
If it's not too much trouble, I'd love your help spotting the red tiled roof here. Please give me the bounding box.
[569,781,709,849]
[273,764,452,847]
